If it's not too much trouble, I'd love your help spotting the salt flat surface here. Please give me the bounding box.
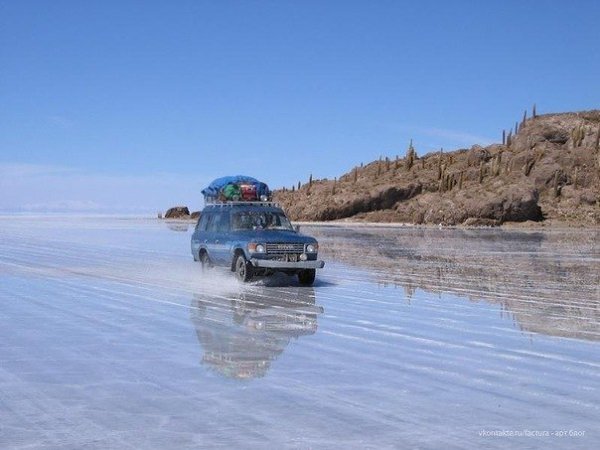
[0,216,598,449]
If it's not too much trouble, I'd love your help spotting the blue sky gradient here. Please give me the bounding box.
[1,0,599,212]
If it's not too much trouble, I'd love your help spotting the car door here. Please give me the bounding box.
[210,211,231,264]
[191,214,207,259]
[198,212,216,261]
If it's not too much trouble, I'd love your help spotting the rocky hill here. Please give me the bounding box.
[274,110,600,226]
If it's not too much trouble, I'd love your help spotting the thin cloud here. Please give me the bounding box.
[22,200,102,212]
[391,124,496,151]
[0,162,210,213]
[416,127,495,147]
[0,162,77,177]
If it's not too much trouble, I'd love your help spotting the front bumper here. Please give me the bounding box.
[250,258,325,269]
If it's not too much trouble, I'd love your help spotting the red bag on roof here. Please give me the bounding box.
[239,184,257,200]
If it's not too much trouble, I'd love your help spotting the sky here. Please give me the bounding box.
[1,0,599,213]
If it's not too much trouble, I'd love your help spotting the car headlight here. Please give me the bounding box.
[248,243,266,253]
[305,243,318,253]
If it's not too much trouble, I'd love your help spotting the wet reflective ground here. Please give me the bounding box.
[0,217,599,449]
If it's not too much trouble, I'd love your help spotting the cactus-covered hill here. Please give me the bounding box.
[274,110,600,226]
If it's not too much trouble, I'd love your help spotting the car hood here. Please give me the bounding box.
[236,230,317,243]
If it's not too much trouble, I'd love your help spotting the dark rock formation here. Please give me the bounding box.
[468,187,543,223]
[462,217,500,227]
[164,206,190,219]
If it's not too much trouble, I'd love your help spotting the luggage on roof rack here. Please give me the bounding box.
[202,175,272,203]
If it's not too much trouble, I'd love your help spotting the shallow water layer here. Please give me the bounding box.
[0,217,598,449]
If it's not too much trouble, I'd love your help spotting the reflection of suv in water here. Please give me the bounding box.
[191,202,325,285]
[190,285,323,379]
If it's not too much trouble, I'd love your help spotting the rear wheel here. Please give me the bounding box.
[200,252,212,272]
[298,269,316,286]
[235,254,253,282]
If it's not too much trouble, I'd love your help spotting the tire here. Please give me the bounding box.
[200,252,211,272]
[235,254,253,282]
[298,269,316,286]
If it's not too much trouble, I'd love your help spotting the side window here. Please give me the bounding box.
[206,212,221,233]
[206,213,219,231]
[195,214,203,231]
[208,212,230,232]
[198,213,211,231]
[216,212,230,232]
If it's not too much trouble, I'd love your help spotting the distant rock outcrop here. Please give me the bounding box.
[164,206,190,219]
[275,110,600,226]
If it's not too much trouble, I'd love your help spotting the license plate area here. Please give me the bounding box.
[273,254,299,262]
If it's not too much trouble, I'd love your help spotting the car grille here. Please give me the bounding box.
[265,242,304,254]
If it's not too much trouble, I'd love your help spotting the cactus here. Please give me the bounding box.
[479,161,484,183]
[297,181,301,190]
[353,167,358,183]
[437,148,444,180]
[458,171,464,189]
[309,174,313,186]
[421,157,425,169]
[332,177,336,195]
[406,156,413,171]
[524,158,535,176]
[553,171,560,197]
[532,103,537,118]
[493,153,502,176]
[446,173,454,191]
[572,123,586,147]
[515,121,519,134]
[522,110,527,128]
[571,125,579,147]
[439,164,447,192]
[502,129,506,145]
[507,129,513,147]
[573,167,578,190]
[597,126,600,181]
[406,139,416,170]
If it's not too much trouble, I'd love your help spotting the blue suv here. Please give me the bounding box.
[191,202,324,285]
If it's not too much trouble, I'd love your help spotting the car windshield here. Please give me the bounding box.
[232,211,294,231]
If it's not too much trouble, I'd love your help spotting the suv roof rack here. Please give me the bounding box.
[205,201,281,208]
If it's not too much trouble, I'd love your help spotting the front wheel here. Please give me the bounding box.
[200,252,212,272]
[298,269,316,286]
[235,254,253,282]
